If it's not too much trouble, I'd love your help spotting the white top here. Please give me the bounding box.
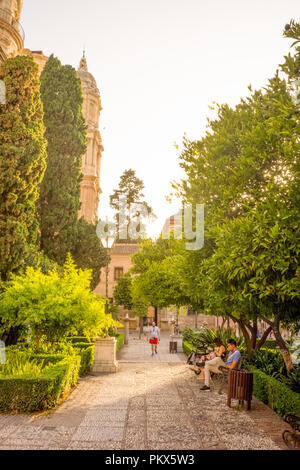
[149,326,160,339]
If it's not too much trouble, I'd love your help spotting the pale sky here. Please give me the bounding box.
[21,0,299,238]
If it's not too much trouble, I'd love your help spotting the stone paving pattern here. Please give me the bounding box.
[0,333,290,450]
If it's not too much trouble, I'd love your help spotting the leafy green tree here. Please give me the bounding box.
[0,254,121,349]
[169,22,300,363]
[0,56,47,281]
[130,237,190,325]
[71,218,108,290]
[113,273,133,310]
[206,202,299,371]
[39,55,87,263]
[113,273,148,338]
[110,169,155,241]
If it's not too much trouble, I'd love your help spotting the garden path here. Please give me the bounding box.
[0,332,289,450]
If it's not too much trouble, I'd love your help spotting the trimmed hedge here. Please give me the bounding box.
[72,343,95,376]
[30,354,66,367]
[67,336,91,344]
[116,333,124,352]
[0,355,81,412]
[246,365,300,418]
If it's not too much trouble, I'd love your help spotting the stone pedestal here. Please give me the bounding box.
[170,334,183,352]
[91,336,118,374]
[169,323,175,335]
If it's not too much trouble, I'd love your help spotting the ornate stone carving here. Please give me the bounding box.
[77,53,103,224]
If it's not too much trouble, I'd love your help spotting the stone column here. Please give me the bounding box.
[91,336,118,374]
[124,313,130,345]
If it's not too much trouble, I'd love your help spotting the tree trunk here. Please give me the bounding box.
[260,314,294,373]
[154,307,158,325]
[256,326,272,350]
[230,315,257,355]
[139,317,144,340]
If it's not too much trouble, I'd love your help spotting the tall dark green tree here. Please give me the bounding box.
[110,169,155,242]
[71,217,108,290]
[39,55,87,263]
[0,56,47,281]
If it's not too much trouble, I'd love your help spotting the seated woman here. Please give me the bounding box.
[190,338,226,381]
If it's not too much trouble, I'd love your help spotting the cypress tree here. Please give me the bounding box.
[71,217,108,290]
[0,56,47,281]
[39,55,87,263]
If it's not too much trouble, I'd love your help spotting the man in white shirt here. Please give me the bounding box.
[148,321,160,356]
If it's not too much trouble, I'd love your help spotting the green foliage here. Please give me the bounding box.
[169,25,300,363]
[71,218,108,290]
[182,327,244,351]
[0,254,120,345]
[243,349,286,379]
[246,365,300,417]
[0,55,47,280]
[0,355,81,412]
[0,351,45,377]
[115,333,124,352]
[67,336,91,344]
[107,329,124,352]
[131,238,190,309]
[39,55,87,264]
[72,343,95,376]
[110,169,155,241]
[243,348,300,393]
[114,273,133,310]
[182,341,196,356]
[24,247,61,275]
[280,366,300,393]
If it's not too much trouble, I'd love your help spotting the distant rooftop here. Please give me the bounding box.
[111,243,139,255]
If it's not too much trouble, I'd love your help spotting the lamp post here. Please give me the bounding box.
[100,235,115,313]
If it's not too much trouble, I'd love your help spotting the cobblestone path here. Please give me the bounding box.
[0,333,289,450]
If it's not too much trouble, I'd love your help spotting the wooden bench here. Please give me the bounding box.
[211,358,242,394]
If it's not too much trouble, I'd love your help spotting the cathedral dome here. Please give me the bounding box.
[77,53,99,95]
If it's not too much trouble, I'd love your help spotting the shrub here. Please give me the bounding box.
[0,255,121,346]
[183,341,196,356]
[67,336,91,344]
[242,348,286,379]
[115,333,124,352]
[72,343,95,376]
[246,365,300,418]
[0,355,81,412]
[182,327,244,351]
[0,352,45,377]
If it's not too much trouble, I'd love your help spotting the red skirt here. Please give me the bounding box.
[149,338,158,345]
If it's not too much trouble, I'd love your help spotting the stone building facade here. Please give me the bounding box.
[0,0,24,62]
[0,2,103,225]
[77,53,103,224]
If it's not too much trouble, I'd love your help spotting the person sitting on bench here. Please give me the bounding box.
[200,338,241,391]
[190,338,226,380]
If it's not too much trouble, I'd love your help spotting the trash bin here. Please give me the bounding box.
[169,341,177,353]
[227,369,253,410]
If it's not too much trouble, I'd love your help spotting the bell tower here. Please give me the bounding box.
[0,0,24,62]
[77,52,104,224]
